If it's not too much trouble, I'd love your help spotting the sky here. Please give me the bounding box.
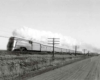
[0,0,100,50]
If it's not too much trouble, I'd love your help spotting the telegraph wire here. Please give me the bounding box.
[0,35,10,38]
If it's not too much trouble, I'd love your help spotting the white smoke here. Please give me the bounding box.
[12,27,82,49]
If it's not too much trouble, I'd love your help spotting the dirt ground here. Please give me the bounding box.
[27,55,100,80]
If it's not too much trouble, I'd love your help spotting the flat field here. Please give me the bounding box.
[0,51,91,80]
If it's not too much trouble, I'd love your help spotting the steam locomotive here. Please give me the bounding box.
[7,37,79,54]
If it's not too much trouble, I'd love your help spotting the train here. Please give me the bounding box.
[7,37,83,54]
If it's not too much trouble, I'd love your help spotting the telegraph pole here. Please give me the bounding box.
[61,48,62,53]
[48,38,59,60]
[88,51,89,56]
[74,45,79,56]
[40,44,42,52]
[83,49,86,55]
[29,40,33,50]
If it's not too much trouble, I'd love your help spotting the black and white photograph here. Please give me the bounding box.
[0,0,100,80]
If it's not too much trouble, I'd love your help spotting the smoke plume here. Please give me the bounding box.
[13,27,82,49]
